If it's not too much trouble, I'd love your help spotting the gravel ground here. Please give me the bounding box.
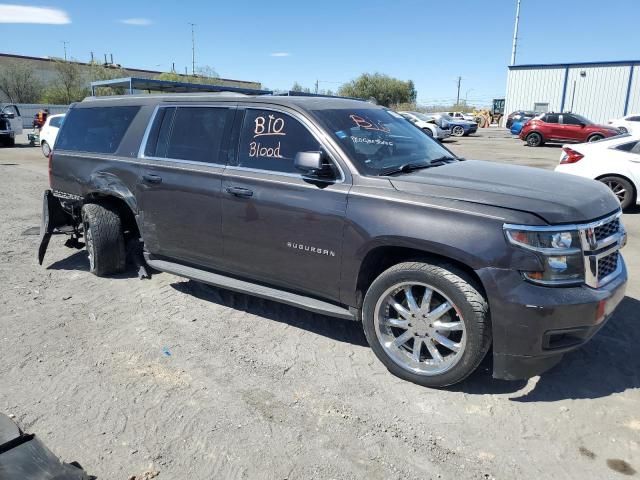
[0,129,638,479]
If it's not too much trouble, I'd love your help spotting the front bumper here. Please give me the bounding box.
[476,259,628,380]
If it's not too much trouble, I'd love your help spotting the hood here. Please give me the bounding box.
[389,160,620,224]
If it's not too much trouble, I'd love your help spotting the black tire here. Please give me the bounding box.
[422,127,434,137]
[588,134,604,142]
[362,261,491,388]
[6,136,15,147]
[81,203,126,276]
[618,126,628,134]
[41,141,51,158]
[526,132,543,147]
[451,125,465,137]
[599,176,636,211]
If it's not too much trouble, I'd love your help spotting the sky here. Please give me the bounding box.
[1,0,639,106]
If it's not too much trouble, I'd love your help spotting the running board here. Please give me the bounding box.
[145,256,356,320]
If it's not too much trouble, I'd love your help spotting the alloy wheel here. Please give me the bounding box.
[374,282,466,376]
[452,126,465,137]
[604,179,629,204]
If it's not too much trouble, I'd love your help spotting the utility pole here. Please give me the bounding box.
[188,22,196,75]
[456,76,461,105]
[62,41,68,61]
[315,80,319,94]
[511,0,521,66]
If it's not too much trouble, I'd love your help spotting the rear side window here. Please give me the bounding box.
[627,116,640,122]
[55,106,139,154]
[543,113,559,124]
[144,106,230,164]
[49,116,64,128]
[615,141,640,153]
[236,109,321,174]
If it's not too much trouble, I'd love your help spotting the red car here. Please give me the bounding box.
[519,112,620,147]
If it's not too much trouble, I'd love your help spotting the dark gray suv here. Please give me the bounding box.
[39,93,628,387]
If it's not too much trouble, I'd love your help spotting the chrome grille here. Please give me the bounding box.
[594,218,620,241]
[598,252,619,280]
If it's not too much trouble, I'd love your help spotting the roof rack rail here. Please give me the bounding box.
[277,91,365,102]
[90,77,272,96]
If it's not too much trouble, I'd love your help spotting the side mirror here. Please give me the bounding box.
[294,151,334,179]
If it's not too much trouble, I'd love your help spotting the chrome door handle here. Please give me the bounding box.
[225,186,253,198]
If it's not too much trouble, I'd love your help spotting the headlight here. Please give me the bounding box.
[504,226,584,285]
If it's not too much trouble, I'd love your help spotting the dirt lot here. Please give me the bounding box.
[1,129,638,479]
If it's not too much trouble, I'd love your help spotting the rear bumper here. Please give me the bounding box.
[476,261,627,380]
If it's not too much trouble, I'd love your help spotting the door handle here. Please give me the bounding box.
[225,186,254,198]
[142,174,163,184]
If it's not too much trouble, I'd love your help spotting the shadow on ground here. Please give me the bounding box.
[170,280,368,347]
[455,296,640,401]
[45,250,139,279]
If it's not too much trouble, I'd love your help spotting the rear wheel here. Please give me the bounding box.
[451,125,465,137]
[526,132,543,147]
[618,126,628,134]
[81,203,126,276]
[599,176,636,210]
[588,134,604,142]
[41,141,51,158]
[422,128,434,138]
[362,261,491,387]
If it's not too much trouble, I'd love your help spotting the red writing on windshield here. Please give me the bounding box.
[350,114,390,133]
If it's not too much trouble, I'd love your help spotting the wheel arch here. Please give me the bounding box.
[83,192,140,239]
[353,244,487,311]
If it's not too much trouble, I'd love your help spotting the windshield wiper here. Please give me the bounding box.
[378,157,456,176]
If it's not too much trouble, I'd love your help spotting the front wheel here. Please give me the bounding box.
[526,132,543,147]
[362,262,491,387]
[588,134,604,142]
[618,126,628,134]
[451,125,465,137]
[422,128,434,137]
[600,176,636,210]
[81,203,126,276]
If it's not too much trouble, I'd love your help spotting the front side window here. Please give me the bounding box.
[236,109,321,174]
[563,114,591,125]
[314,107,456,176]
[55,106,140,154]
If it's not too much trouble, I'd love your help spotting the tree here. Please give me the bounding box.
[154,64,221,87]
[291,81,304,92]
[338,73,417,107]
[41,59,89,104]
[0,61,42,103]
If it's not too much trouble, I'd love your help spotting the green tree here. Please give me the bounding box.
[0,61,42,103]
[41,59,89,104]
[338,73,417,107]
[154,65,221,87]
[291,81,304,92]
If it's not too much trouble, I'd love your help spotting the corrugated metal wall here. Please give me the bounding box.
[505,63,638,124]
[504,67,565,118]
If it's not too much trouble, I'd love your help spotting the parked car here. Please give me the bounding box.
[39,113,66,157]
[608,114,640,134]
[520,112,620,147]
[0,104,23,147]
[398,111,451,140]
[431,113,478,137]
[446,111,475,122]
[555,134,640,210]
[505,111,537,129]
[39,93,627,388]
[510,120,525,135]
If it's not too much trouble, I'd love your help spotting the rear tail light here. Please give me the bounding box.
[560,147,584,164]
[48,151,53,187]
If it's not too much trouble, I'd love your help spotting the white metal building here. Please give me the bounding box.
[504,60,640,124]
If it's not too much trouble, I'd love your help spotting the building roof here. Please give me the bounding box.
[509,60,640,70]
[90,77,271,96]
[0,52,260,87]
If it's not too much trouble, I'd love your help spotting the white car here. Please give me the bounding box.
[398,111,451,140]
[555,134,640,210]
[447,111,475,122]
[40,113,65,157]
[608,114,640,134]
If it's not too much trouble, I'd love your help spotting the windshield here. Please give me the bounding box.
[314,108,457,176]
